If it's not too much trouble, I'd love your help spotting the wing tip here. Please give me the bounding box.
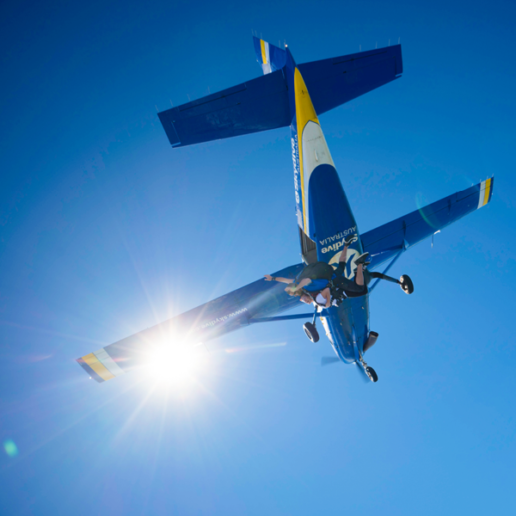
[477,177,494,209]
[76,357,104,383]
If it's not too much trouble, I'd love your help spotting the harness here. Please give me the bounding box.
[295,262,335,283]
[294,261,365,306]
[294,262,343,304]
[294,262,334,296]
[329,275,349,306]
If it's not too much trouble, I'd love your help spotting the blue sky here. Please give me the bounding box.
[1,0,515,514]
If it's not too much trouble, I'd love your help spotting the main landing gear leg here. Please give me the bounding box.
[359,353,378,383]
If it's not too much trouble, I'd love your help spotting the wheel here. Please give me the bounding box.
[400,274,414,294]
[303,322,320,343]
[366,366,378,383]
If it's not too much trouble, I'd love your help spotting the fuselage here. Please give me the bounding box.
[320,295,370,363]
[284,47,370,364]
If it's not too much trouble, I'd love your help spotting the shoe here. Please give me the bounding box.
[399,274,414,294]
[344,234,358,246]
[354,252,370,265]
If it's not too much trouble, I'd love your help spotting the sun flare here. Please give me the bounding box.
[144,344,205,387]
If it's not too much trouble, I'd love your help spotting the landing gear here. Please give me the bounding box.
[359,353,379,383]
[303,322,319,342]
[400,274,414,295]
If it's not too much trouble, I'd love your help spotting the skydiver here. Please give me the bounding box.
[264,235,367,306]
[311,235,370,308]
[318,236,413,307]
[265,235,412,309]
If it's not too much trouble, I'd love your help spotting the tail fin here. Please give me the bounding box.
[253,36,287,74]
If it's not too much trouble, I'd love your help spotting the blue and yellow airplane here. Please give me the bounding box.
[77,38,494,384]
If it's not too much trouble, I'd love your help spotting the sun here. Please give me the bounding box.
[144,343,206,387]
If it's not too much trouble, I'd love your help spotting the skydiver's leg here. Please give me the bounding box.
[355,264,365,286]
[364,270,414,294]
[353,252,370,287]
[339,244,349,265]
[368,272,402,285]
[338,234,358,265]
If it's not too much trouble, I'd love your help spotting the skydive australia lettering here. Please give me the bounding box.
[320,227,357,253]
[199,307,249,329]
[291,135,301,205]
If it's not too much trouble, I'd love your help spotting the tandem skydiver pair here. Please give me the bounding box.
[265,235,414,309]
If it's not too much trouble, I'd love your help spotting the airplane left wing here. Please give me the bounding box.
[361,178,494,270]
[77,263,304,383]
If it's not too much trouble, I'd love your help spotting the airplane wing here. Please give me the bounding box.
[361,178,494,270]
[158,45,402,148]
[76,263,304,383]
[77,179,494,383]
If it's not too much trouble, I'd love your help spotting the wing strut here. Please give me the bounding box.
[248,310,324,324]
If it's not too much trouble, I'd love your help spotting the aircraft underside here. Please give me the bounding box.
[76,37,493,386]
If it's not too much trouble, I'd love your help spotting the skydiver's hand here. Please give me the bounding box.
[264,274,273,281]
[344,234,358,247]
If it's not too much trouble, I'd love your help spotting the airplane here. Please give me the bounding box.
[77,37,494,384]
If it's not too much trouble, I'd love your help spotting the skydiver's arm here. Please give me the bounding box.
[264,274,294,284]
[321,288,332,308]
[287,278,311,293]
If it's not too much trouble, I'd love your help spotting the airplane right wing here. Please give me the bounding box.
[361,179,494,270]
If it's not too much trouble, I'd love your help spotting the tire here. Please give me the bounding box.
[303,322,320,343]
[366,366,378,383]
[400,275,414,294]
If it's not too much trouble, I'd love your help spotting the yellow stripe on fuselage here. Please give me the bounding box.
[294,67,320,233]
[82,352,115,381]
[260,39,267,64]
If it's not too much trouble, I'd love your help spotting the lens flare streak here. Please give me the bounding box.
[225,342,287,354]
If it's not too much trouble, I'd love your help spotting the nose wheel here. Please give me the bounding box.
[366,366,378,382]
[359,353,378,382]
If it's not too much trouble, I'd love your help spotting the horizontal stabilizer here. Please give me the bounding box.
[362,178,494,270]
[298,44,402,117]
[158,71,289,147]
[158,44,403,148]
